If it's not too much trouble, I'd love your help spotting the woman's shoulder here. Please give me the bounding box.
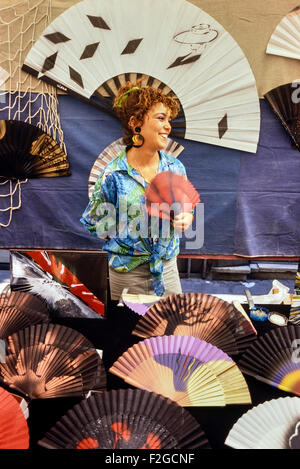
[102,148,127,173]
[160,151,186,174]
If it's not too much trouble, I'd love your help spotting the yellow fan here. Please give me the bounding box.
[109,335,251,407]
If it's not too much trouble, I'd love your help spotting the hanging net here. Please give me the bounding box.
[0,0,67,227]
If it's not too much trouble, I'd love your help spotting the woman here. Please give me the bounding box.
[81,80,193,301]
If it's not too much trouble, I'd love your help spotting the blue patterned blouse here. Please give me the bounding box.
[80,149,187,296]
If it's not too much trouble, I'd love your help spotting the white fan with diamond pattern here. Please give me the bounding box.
[23,0,260,153]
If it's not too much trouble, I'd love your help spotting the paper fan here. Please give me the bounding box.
[266,6,300,60]
[132,293,257,356]
[225,396,300,449]
[10,251,104,319]
[22,0,260,153]
[145,171,200,220]
[109,335,251,407]
[88,137,184,198]
[0,386,29,449]
[38,388,210,449]
[238,324,300,396]
[264,82,300,149]
[122,292,161,316]
[0,291,50,339]
[0,120,70,178]
[0,323,106,399]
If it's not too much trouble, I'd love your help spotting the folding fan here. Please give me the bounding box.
[0,120,70,178]
[238,324,300,396]
[225,396,300,449]
[264,82,300,150]
[88,137,184,198]
[122,292,161,316]
[0,386,29,449]
[0,323,106,399]
[144,171,200,220]
[132,293,257,356]
[38,388,210,449]
[22,0,260,153]
[266,6,300,60]
[10,251,103,319]
[109,335,251,407]
[0,291,50,339]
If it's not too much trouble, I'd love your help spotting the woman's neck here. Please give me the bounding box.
[127,146,159,168]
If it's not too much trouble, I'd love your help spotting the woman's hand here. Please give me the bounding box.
[172,211,194,232]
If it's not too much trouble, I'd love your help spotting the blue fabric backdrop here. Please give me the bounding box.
[0,93,299,256]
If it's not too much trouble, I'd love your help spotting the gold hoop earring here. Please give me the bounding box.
[132,126,144,148]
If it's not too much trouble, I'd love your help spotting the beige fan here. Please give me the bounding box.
[0,323,106,399]
[88,137,184,198]
[266,6,300,60]
[23,0,260,153]
[225,397,300,449]
[109,335,251,407]
[132,293,257,356]
[0,291,50,339]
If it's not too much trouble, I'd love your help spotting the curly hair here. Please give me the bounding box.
[113,78,180,146]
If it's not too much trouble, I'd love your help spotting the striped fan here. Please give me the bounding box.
[264,82,300,149]
[109,335,251,407]
[0,120,70,178]
[0,291,49,339]
[0,386,29,449]
[266,6,300,60]
[132,293,257,356]
[225,397,300,449]
[0,323,106,399]
[38,389,210,449]
[238,325,300,396]
[22,0,260,153]
[88,137,184,198]
[145,171,200,220]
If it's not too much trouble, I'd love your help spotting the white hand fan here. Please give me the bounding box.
[23,0,260,153]
[38,389,210,449]
[238,325,300,396]
[266,6,300,60]
[109,335,251,407]
[225,396,300,449]
[88,137,184,198]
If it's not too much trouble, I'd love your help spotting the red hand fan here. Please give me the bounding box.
[0,386,29,448]
[145,171,200,219]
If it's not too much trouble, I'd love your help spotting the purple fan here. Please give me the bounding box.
[123,300,158,316]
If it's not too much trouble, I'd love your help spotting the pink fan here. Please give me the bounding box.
[145,171,200,219]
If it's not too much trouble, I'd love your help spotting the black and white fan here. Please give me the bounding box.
[23,0,260,153]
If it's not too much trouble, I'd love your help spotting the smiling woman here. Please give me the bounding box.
[80,79,193,301]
